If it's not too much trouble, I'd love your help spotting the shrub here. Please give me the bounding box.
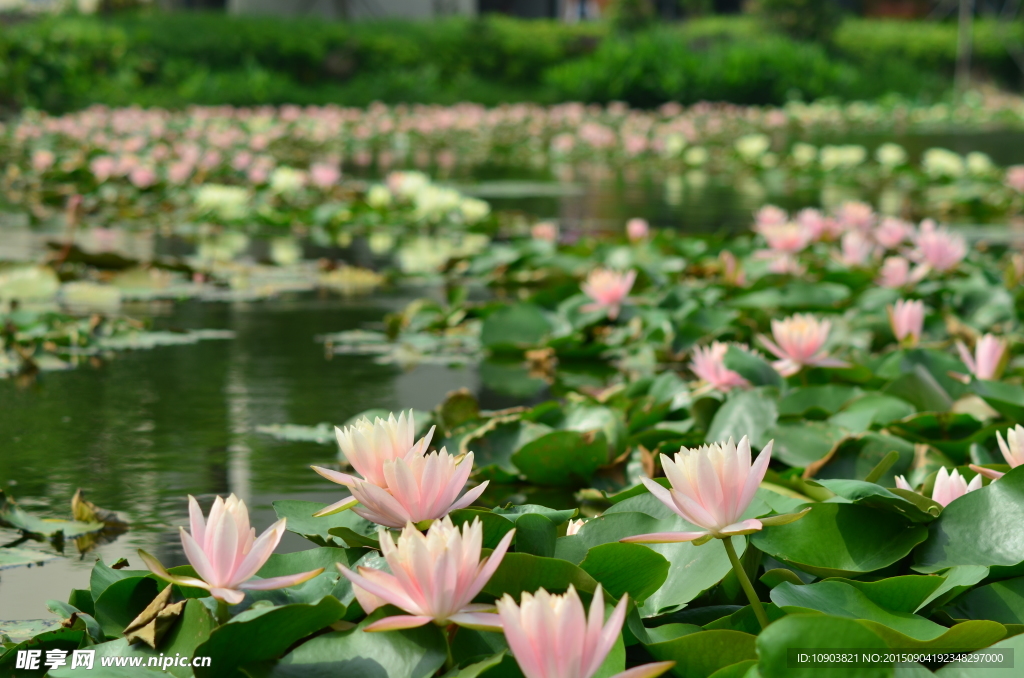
[753,0,844,43]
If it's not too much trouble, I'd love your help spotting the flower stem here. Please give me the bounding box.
[215,599,231,626]
[444,623,458,671]
[723,537,769,631]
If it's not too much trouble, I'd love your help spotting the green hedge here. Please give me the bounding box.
[0,12,1020,112]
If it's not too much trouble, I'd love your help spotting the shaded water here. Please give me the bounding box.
[3,129,1024,619]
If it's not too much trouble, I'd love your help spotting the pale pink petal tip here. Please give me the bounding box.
[610,661,677,678]
[238,568,324,591]
[312,496,360,517]
[363,615,435,632]
[718,519,763,536]
[619,531,709,543]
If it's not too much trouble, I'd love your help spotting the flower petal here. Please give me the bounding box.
[619,531,709,543]
[717,519,763,536]
[969,464,1006,481]
[312,496,360,518]
[363,615,434,632]
[311,465,359,487]
[447,611,503,631]
[238,568,325,591]
[610,661,677,678]
[137,549,211,590]
[209,587,245,605]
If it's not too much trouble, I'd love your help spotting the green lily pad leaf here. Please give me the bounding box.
[478,360,549,399]
[255,423,335,444]
[755,614,891,678]
[821,576,946,614]
[858,618,1006,653]
[460,417,548,480]
[491,504,577,526]
[0,491,104,538]
[46,639,168,677]
[94,576,160,639]
[0,547,59,569]
[706,387,779,449]
[875,348,968,402]
[440,652,508,678]
[830,393,916,431]
[883,364,954,413]
[560,512,740,616]
[481,303,551,352]
[247,609,445,678]
[511,430,607,486]
[327,527,381,550]
[887,412,1000,462]
[947,576,1024,624]
[914,466,1024,573]
[707,661,758,678]
[813,432,916,484]
[723,345,782,388]
[578,543,668,605]
[814,480,942,523]
[482,552,598,600]
[971,380,1024,422]
[771,580,953,640]
[917,565,989,613]
[513,513,556,557]
[562,404,627,457]
[766,421,847,468]
[254,547,369,606]
[646,630,758,678]
[0,619,61,643]
[450,509,516,549]
[778,386,862,418]
[703,604,788,635]
[273,500,377,547]
[731,281,849,310]
[751,503,928,578]
[933,630,1024,676]
[0,628,85,677]
[194,597,346,678]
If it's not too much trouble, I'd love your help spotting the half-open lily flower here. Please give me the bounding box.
[581,268,636,320]
[566,518,586,536]
[311,410,434,516]
[895,468,982,506]
[888,299,924,347]
[971,425,1024,480]
[877,256,927,289]
[497,585,675,678]
[621,437,774,543]
[626,218,649,242]
[834,201,875,232]
[759,314,847,377]
[838,231,876,267]
[874,217,914,250]
[690,342,751,393]
[338,516,514,631]
[757,222,811,253]
[754,204,787,228]
[956,334,1007,381]
[913,220,967,273]
[347,449,488,528]
[532,221,559,243]
[139,495,323,605]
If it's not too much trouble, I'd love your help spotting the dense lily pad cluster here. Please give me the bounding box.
[8,189,1024,677]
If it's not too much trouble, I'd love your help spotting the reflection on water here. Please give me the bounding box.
[0,292,479,619]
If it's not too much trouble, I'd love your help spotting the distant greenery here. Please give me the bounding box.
[0,12,1021,112]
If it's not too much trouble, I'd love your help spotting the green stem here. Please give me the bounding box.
[444,623,458,672]
[799,370,809,387]
[215,599,231,626]
[723,537,769,631]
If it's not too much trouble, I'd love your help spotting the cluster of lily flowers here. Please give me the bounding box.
[139,398,1022,671]
[5,97,1024,216]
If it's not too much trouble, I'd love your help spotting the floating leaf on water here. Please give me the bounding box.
[0,491,104,538]
[255,423,335,445]
[0,546,59,570]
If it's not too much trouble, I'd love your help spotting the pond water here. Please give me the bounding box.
[3,129,1024,620]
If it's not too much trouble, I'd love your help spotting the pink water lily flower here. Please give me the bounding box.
[690,342,751,393]
[626,218,650,242]
[956,334,1007,381]
[566,518,586,536]
[532,221,559,242]
[888,299,924,347]
[913,220,967,273]
[345,449,488,528]
[971,425,1024,480]
[759,314,847,377]
[874,217,914,250]
[621,436,774,543]
[139,495,323,605]
[338,516,514,632]
[877,256,927,289]
[581,268,636,320]
[757,222,811,254]
[497,585,675,678]
[312,410,435,516]
[895,468,982,506]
